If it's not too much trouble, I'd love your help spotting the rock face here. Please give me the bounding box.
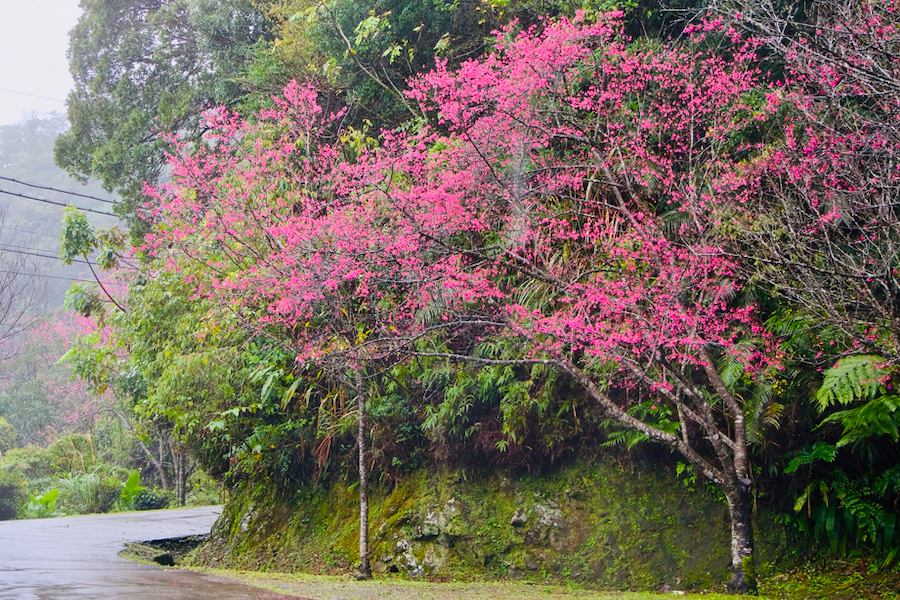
[189,461,791,591]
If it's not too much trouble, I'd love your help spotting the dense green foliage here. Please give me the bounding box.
[55,0,273,230]
[47,0,900,592]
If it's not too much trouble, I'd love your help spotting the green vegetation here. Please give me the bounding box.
[0,0,896,597]
[0,431,218,519]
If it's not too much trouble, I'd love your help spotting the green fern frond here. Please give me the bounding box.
[718,354,746,388]
[817,355,888,410]
[822,395,900,446]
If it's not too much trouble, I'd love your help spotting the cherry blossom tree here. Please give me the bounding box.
[705,0,900,450]
[0,311,114,445]
[717,0,900,361]
[145,15,778,592]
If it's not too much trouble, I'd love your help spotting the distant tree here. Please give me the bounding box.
[0,311,112,445]
[55,0,274,230]
[0,208,48,357]
[0,114,119,304]
[0,417,15,454]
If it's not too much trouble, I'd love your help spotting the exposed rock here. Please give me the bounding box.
[524,503,569,549]
[238,504,253,533]
[152,552,175,566]
[510,510,528,527]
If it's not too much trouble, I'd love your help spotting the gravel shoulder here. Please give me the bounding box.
[195,569,752,600]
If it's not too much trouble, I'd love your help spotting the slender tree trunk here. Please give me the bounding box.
[112,410,168,490]
[726,481,756,594]
[355,372,372,580]
[171,441,187,507]
[174,457,183,506]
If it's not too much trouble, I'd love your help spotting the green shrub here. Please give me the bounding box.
[23,488,59,518]
[0,445,52,480]
[56,471,123,514]
[121,469,143,507]
[0,469,27,520]
[0,417,15,453]
[132,488,170,511]
[186,468,223,506]
[94,478,122,513]
[48,434,99,474]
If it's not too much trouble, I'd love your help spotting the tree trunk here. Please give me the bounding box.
[172,442,186,507]
[726,481,757,594]
[113,410,168,490]
[356,375,372,580]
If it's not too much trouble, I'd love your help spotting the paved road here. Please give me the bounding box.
[0,506,298,599]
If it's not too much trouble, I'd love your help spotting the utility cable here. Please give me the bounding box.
[0,268,112,285]
[0,87,65,103]
[0,176,116,205]
[0,244,90,265]
[0,188,118,217]
[6,227,60,240]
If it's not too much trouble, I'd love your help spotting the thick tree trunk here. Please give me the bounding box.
[356,376,372,580]
[726,482,757,594]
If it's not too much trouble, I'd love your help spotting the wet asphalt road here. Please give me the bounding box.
[0,506,298,599]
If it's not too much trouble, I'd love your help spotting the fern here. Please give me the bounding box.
[821,395,900,446]
[784,442,838,474]
[816,355,887,410]
[718,353,746,389]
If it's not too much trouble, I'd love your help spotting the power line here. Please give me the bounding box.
[0,240,59,254]
[0,268,110,285]
[0,176,116,205]
[0,87,65,103]
[0,188,118,217]
[0,244,90,266]
[7,227,59,241]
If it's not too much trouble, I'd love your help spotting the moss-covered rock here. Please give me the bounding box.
[189,461,794,592]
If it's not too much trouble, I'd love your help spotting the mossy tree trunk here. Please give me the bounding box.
[726,482,756,594]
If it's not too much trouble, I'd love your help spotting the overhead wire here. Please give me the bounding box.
[0,244,90,266]
[6,227,60,241]
[0,188,118,217]
[0,87,65,103]
[0,176,116,205]
[0,268,112,285]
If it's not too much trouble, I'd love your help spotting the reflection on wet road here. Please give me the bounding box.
[0,506,298,599]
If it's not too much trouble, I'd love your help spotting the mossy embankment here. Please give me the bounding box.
[187,459,796,592]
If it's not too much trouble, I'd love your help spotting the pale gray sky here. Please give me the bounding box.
[0,0,82,125]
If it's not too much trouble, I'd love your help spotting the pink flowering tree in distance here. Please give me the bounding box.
[147,15,778,593]
[0,310,114,445]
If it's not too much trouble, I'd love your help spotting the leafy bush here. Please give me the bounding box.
[23,488,59,518]
[0,469,27,520]
[131,488,169,511]
[0,417,15,453]
[186,468,222,506]
[121,469,143,507]
[94,478,122,513]
[0,445,52,480]
[56,471,123,514]
[47,434,99,474]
